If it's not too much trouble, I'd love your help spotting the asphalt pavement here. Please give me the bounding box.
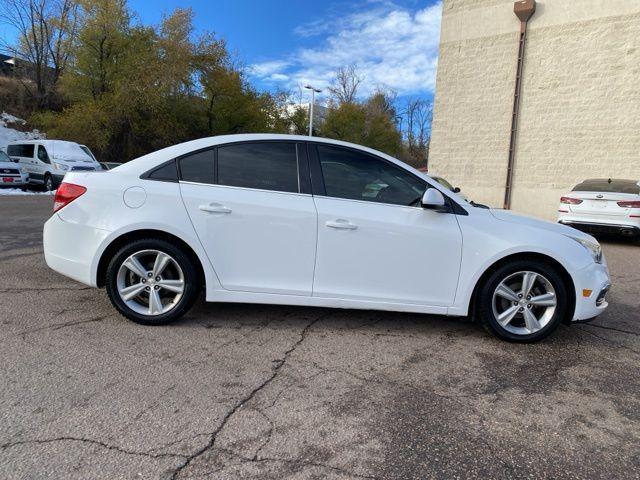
[0,196,639,479]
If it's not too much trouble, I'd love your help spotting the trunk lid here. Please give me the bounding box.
[565,192,637,217]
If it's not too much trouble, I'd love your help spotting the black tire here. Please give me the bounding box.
[476,259,569,343]
[44,173,54,192]
[105,238,200,325]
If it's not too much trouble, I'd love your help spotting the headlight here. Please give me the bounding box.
[53,162,69,172]
[20,167,26,173]
[568,236,603,264]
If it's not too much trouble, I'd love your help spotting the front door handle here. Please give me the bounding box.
[199,203,232,214]
[325,219,358,230]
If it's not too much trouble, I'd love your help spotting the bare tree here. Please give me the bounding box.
[328,64,362,105]
[0,0,80,109]
[403,98,433,167]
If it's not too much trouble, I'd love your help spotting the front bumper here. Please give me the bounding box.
[571,260,611,322]
[43,213,110,287]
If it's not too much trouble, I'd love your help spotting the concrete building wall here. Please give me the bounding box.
[429,0,640,220]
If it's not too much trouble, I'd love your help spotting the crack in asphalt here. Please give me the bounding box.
[215,447,380,479]
[576,326,640,355]
[17,315,110,336]
[168,311,330,479]
[583,323,640,337]
[250,408,275,461]
[0,436,185,460]
[302,361,521,477]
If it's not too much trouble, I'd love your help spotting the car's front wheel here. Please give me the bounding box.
[105,238,200,325]
[476,260,569,342]
[44,174,54,192]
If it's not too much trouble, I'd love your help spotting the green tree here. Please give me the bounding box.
[320,91,402,157]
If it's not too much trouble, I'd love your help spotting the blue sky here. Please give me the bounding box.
[130,0,443,103]
[2,0,443,104]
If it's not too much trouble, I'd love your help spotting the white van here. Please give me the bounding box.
[6,140,102,191]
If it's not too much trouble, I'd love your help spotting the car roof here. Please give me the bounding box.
[116,133,427,178]
[7,139,78,146]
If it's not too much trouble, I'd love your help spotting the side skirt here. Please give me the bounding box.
[205,289,450,316]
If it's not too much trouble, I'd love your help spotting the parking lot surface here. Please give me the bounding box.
[1,196,639,479]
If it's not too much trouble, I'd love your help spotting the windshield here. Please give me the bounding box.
[572,179,640,195]
[50,142,94,161]
[0,150,11,163]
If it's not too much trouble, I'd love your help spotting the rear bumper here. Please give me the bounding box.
[571,261,611,322]
[0,175,29,186]
[559,218,640,236]
[43,213,110,287]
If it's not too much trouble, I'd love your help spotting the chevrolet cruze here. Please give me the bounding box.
[43,135,611,342]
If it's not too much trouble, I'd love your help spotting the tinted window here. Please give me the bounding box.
[7,144,35,158]
[217,142,299,193]
[317,145,425,206]
[0,151,11,162]
[573,179,640,195]
[179,149,214,184]
[37,145,50,164]
[433,176,454,191]
[148,160,178,182]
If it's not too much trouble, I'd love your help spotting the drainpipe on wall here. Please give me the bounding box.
[504,0,536,209]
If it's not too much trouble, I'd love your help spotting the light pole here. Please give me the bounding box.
[304,84,322,136]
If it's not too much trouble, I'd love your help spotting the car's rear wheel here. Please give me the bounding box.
[105,238,200,325]
[476,260,569,342]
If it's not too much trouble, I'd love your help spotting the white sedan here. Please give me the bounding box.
[44,134,611,342]
[558,178,640,238]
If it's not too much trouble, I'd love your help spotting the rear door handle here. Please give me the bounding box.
[325,219,358,230]
[199,203,232,214]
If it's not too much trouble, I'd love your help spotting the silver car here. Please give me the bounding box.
[0,150,29,189]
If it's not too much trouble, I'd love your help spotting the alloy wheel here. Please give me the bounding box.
[491,271,557,336]
[116,249,185,316]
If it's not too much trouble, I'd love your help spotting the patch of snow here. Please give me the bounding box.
[0,112,45,150]
[1,112,25,125]
[0,188,55,196]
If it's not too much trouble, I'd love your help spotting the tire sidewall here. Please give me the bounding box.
[44,174,54,192]
[478,260,569,343]
[105,238,199,325]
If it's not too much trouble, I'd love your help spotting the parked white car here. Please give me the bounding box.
[43,135,611,342]
[0,150,29,189]
[558,179,640,238]
[7,140,102,191]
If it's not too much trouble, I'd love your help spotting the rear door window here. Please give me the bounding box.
[179,149,215,184]
[217,142,299,193]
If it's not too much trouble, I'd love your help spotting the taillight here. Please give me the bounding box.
[53,182,87,213]
[560,196,583,205]
[617,200,640,208]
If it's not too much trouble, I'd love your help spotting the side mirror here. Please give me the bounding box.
[453,187,461,193]
[421,188,446,210]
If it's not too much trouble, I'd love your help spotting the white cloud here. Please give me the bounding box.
[250,1,442,99]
